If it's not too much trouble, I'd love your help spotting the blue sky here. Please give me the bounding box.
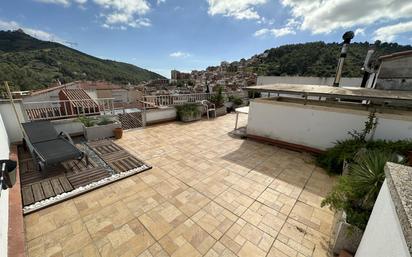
[1,0,412,78]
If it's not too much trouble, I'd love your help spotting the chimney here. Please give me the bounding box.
[333,31,354,87]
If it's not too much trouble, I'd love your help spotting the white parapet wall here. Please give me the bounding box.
[0,114,10,257]
[0,100,26,143]
[355,163,412,257]
[146,107,176,125]
[247,98,412,151]
[257,76,363,87]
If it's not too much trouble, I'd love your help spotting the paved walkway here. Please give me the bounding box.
[24,114,336,257]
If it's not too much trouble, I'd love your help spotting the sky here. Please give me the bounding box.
[1,0,412,78]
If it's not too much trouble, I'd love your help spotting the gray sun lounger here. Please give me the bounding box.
[22,121,87,174]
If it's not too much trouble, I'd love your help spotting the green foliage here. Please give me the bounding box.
[0,30,164,91]
[248,91,261,98]
[210,86,225,108]
[228,95,243,106]
[250,41,412,77]
[77,116,95,127]
[321,150,403,230]
[176,103,201,120]
[317,139,412,174]
[348,111,378,142]
[97,116,114,126]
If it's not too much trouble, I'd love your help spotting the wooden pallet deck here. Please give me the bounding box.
[19,140,149,208]
[19,146,110,207]
[87,140,146,173]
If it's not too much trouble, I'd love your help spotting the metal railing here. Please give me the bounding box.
[143,91,247,108]
[23,98,115,121]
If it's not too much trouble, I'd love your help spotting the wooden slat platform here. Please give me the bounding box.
[19,140,149,209]
[18,145,111,207]
[88,140,147,173]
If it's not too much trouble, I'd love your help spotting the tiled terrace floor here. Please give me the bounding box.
[24,114,337,257]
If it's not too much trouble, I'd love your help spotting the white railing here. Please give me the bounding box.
[23,98,115,121]
[143,91,247,108]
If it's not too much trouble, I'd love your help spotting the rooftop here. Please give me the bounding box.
[24,114,336,257]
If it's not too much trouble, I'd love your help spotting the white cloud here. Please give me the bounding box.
[207,0,267,20]
[354,28,365,36]
[254,27,295,37]
[35,0,71,6]
[280,0,412,34]
[374,20,412,42]
[157,0,165,5]
[169,51,191,58]
[34,0,151,29]
[0,19,66,44]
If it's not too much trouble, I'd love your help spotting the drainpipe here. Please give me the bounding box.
[333,31,354,87]
[360,45,375,88]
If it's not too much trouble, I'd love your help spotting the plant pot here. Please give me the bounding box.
[83,122,121,141]
[331,211,364,255]
[114,127,123,139]
[215,106,227,117]
[408,151,412,166]
[180,112,201,122]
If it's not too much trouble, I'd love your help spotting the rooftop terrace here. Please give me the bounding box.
[24,114,336,257]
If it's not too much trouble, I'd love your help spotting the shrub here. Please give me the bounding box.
[78,115,95,127]
[176,103,201,120]
[210,86,225,108]
[97,116,114,126]
[316,139,412,174]
[321,150,404,230]
[229,95,243,106]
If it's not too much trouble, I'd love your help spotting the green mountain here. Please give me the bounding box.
[0,30,164,91]
[244,41,412,77]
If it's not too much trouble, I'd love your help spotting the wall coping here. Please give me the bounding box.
[385,162,412,255]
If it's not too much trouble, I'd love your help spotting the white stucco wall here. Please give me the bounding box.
[257,76,363,87]
[247,99,412,150]
[146,108,176,124]
[0,100,27,143]
[0,114,10,257]
[355,180,410,257]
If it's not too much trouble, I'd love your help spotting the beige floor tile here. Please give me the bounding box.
[214,187,254,216]
[159,219,215,256]
[230,176,267,199]
[169,188,210,216]
[257,187,296,215]
[220,218,274,255]
[241,201,287,237]
[153,177,189,199]
[138,201,187,240]
[192,201,238,240]
[24,114,335,257]
[123,187,166,217]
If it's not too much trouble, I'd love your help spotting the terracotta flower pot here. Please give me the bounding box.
[408,151,412,166]
[114,127,123,139]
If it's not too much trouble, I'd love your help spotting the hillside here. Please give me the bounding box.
[242,41,412,77]
[0,30,164,90]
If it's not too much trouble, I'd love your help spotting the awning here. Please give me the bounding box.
[245,84,412,103]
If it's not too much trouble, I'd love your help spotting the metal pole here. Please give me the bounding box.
[4,81,27,139]
[333,31,354,87]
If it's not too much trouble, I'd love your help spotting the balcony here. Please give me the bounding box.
[22,114,336,257]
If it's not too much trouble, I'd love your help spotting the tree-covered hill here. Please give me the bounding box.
[0,30,164,90]
[245,41,412,77]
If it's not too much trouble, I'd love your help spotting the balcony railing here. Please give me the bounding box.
[143,91,247,108]
[23,98,115,121]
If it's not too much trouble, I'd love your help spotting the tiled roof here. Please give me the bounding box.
[379,50,412,61]
[59,88,99,108]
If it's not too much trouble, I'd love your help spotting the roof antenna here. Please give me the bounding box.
[333,31,354,87]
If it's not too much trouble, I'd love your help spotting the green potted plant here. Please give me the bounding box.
[210,86,227,116]
[176,103,202,122]
[78,115,121,141]
[323,150,404,255]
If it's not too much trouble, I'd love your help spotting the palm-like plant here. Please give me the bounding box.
[349,150,402,209]
[322,149,404,230]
